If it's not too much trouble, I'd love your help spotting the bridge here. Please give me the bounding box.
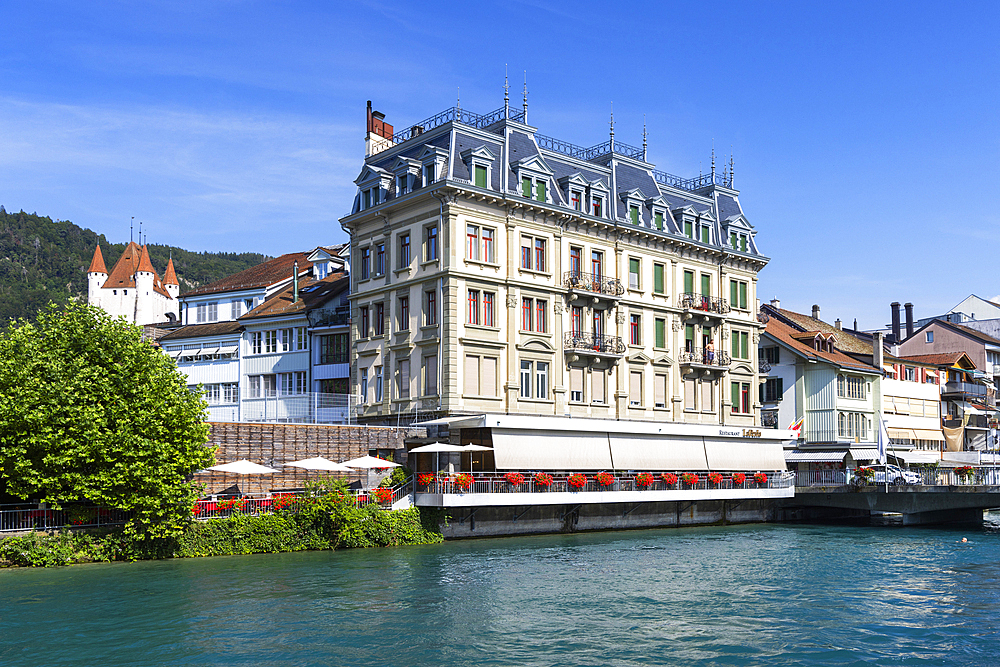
[780,469,1000,525]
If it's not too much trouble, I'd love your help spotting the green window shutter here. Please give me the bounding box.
[655,319,665,348]
[741,236,747,252]
[701,226,709,243]
[629,258,640,275]
[630,206,639,224]
[731,232,737,249]
[684,220,692,237]
[701,274,710,297]
[475,165,488,188]
[522,176,531,197]
[731,334,739,359]
[739,282,748,309]
[684,271,693,294]
[741,332,749,359]
[685,324,694,343]
[653,264,664,293]
[655,212,663,230]
[730,280,738,306]
[536,180,546,201]
[731,382,740,411]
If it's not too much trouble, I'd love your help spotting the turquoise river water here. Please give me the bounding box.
[3,520,1000,666]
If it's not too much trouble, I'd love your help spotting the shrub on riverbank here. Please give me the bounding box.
[0,504,445,567]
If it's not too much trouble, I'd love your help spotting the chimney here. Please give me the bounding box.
[873,331,884,370]
[770,297,780,309]
[811,304,820,320]
[890,302,901,343]
[835,318,842,330]
[365,101,394,157]
[904,302,914,338]
[293,261,299,303]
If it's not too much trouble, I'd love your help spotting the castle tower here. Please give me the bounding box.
[87,245,108,307]
[134,245,156,325]
[163,258,179,300]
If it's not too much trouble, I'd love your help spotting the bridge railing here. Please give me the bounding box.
[794,466,1000,488]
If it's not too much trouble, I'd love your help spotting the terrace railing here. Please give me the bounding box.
[678,347,731,367]
[563,271,625,297]
[679,293,731,315]
[415,471,794,495]
[0,505,132,533]
[564,332,626,355]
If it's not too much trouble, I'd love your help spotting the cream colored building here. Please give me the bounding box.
[341,99,769,436]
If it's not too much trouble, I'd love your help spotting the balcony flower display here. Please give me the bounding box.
[216,498,245,512]
[855,467,873,481]
[680,473,699,486]
[635,472,654,489]
[372,487,393,504]
[732,472,746,485]
[708,472,723,485]
[272,493,298,511]
[455,473,475,491]
[661,473,679,486]
[567,473,588,489]
[533,472,554,488]
[505,472,526,486]
[955,466,975,480]
[753,472,768,485]
[595,471,615,488]
[417,473,437,487]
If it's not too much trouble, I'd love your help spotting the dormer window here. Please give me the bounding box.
[570,190,582,210]
[684,218,693,238]
[629,205,640,225]
[354,164,392,212]
[699,222,711,244]
[424,163,435,185]
[521,175,547,202]
[397,174,409,196]
[316,262,328,280]
[461,145,496,191]
[419,145,448,188]
[653,210,664,230]
[592,196,603,217]
[620,189,645,226]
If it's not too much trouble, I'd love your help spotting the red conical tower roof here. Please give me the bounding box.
[163,258,178,286]
[137,245,155,274]
[88,245,107,274]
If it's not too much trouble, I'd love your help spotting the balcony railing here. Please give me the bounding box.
[563,271,625,297]
[943,382,988,398]
[678,347,731,367]
[564,332,626,355]
[239,391,360,425]
[794,470,848,487]
[759,360,772,374]
[679,293,731,315]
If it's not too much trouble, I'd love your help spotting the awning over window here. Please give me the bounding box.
[201,346,220,356]
[785,450,846,463]
[609,435,708,470]
[491,429,612,470]
[882,364,896,374]
[218,345,238,355]
[888,428,915,440]
[849,448,880,461]
[705,439,786,470]
[912,429,945,442]
[412,415,486,428]
[163,349,181,358]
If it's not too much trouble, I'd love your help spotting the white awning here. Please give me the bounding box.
[960,402,985,415]
[888,428,916,440]
[609,435,709,470]
[704,439,786,470]
[925,369,937,378]
[785,450,846,463]
[882,364,896,374]
[163,349,181,358]
[218,345,238,355]
[894,451,940,464]
[178,348,200,358]
[491,429,612,470]
[849,448,879,461]
[412,415,486,428]
[201,346,220,356]
[912,429,945,442]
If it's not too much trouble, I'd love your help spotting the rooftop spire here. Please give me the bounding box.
[504,64,509,118]
[522,71,528,123]
[88,244,107,274]
[642,114,647,161]
[609,102,615,150]
[163,257,178,286]
[456,86,460,114]
[729,149,735,187]
[711,142,716,180]
[137,244,155,274]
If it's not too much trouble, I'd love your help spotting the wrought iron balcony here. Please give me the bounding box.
[563,271,625,298]
[678,347,731,368]
[678,293,731,315]
[759,360,771,374]
[564,332,626,356]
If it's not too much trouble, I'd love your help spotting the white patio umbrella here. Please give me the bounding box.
[341,455,401,490]
[463,444,493,451]
[282,457,353,472]
[206,459,281,474]
[410,443,466,475]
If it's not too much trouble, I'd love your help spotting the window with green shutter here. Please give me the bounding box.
[522,176,532,197]
[701,274,711,297]
[475,165,488,188]
[536,180,546,201]
[684,270,694,295]
[701,225,709,243]
[630,205,639,224]
[730,279,738,306]
[653,264,664,294]
[655,318,665,348]
[739,282,747,309]
[731,382,740,412]
[731,232,737,249]
[741,331,749,359]
[654,212,663,230]
[684,219,693,238]
[685,324,694,349]
[740,235,747,252]
[629,258,640,289]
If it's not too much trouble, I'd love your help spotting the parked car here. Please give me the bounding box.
[860,464,921,486]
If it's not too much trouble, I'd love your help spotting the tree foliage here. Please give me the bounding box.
[0,302,214,537]
[0,207,270,327]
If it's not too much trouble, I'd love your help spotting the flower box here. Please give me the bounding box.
[635,472,654,489]
[417,473,437,487]
[567,473,588,490]
[454,473,474,491]
[660,473,678,486]
[505,472,526,487]
[753,472,768,485]
[680,473,699,486]
[731,472,746,485]
[595,471,615,488]
[708,472,723,485]
[533,472,554,488]
[372,487,393,504]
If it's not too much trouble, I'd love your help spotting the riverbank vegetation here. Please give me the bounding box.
[0,486,445,567]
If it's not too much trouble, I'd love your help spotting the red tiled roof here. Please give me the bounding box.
[239,272,348,321]
[896,352,977,369]
[88,245,107,274]
[764,318,879,373]
[182,252,310,297]
[771,307,874,355]
[160,321,244,341]
[137,245,156,274]
[101,242,171,298]
[163,258,178,286]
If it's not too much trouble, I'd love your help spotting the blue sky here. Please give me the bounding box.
[2,1,998,329]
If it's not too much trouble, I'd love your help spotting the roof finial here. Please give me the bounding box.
[138,220,142,246]
[609,102,615,150]
[504,64,509,117]
[522,70,528,123]
[642,113,648,161]
[729,148,735,187]
[711,141,716,181]
[130,216,134,244]
[456,86,460,114]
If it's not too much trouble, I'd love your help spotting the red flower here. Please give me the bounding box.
[372,487,394,504]
[533,472,554,488]
[754,472,768,485]
[505,472,525,486]
[455,473,475,491]
[708,472,723,485]
[567,473,588,489]
[661,473,679,485]
[418,473,437,487]
[635,472,654,488]
[680,473,699,485]
[732,472,746,485]
[595,471,615,487]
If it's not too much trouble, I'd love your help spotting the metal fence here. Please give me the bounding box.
[793,467,1000,488]
[794,470,848,487]
[240,392,360,424]
[0,505,132,533]
[415,471,794,496]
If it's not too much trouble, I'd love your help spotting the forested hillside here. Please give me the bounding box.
[0,207,271,326]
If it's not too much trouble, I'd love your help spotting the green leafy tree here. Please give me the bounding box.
[0,302,214,537]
